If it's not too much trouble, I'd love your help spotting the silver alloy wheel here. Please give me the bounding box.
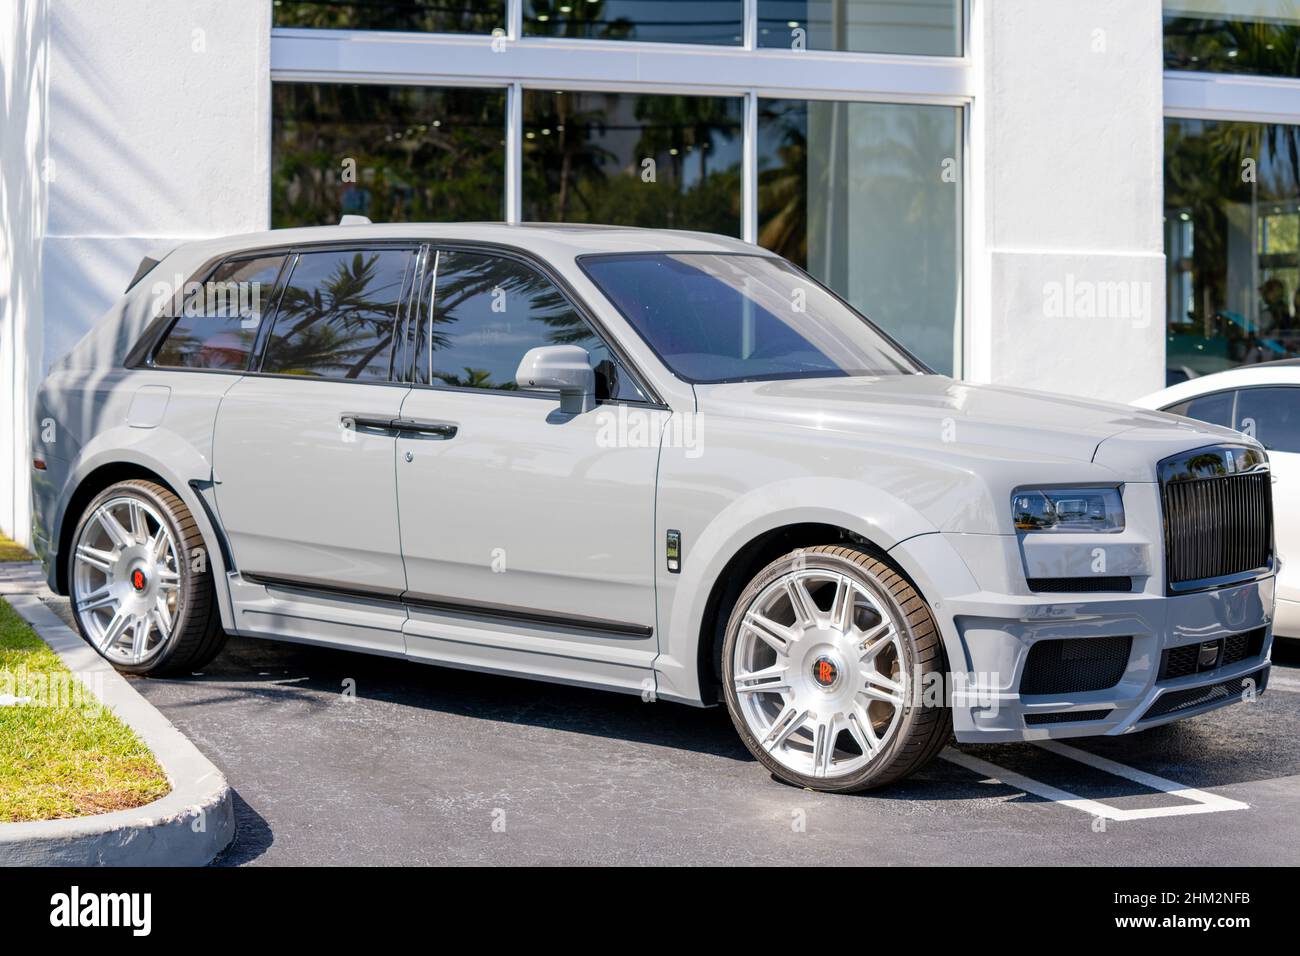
[731,567,907,779]
[72,495,181,666]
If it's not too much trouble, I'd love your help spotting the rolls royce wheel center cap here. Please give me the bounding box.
[811,655,840,689]
[131,568,148,592]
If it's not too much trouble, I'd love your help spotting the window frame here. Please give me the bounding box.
[255,242,420,384]
[398,239,666,407]
[575,248,933,385]
[134,252,293,376]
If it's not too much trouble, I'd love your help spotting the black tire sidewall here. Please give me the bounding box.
[721,549,936,793]
[68,481,204,675]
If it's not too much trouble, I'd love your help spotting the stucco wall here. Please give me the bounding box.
[969,0,1167,403]
[0,0,48,547]
[0,0,270,546]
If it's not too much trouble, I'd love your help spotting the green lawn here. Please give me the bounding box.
[0,598,170,822]
[0,530,32,562]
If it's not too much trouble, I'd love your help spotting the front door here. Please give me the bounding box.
[393,247,662,692]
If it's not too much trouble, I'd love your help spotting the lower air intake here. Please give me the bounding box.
[1020,635,1132,695]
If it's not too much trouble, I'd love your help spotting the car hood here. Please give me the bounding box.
[693,374,1248,481]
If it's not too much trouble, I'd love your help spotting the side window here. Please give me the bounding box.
[153,255,286,370]
[413,250,646,401]
[1164,390,1235,429]
[261,247,413,381]
[1234,387,1300,453]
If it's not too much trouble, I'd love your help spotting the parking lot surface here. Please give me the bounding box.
[101,624,1300,866]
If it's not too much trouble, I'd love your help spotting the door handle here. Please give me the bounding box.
[340,412,398,432]
[392,418,458,439]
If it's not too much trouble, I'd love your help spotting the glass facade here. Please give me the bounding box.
[273,1,506,34]
[1165,118,1300,384]
[757,100,962,375]
[524,1,744,45]
[268,6,967,374]
[272,83,506,227]
[522,91,743,235]
[757,0,961,56]
[1164,1,1300,76]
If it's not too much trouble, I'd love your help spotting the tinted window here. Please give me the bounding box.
[153,256,286,370]
[522,91,743,237]
[272,83,506,227]
[1235,386,1300,454]
[262,247,413,381]
[757,0,961,56]
[413,250,644,400]
[581,252,920,384]
[1164,390,1235,427]
[524,0,743,44]
[1164,2,1300,77]
[274,1,504,34]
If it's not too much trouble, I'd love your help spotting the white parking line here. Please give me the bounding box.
[941,743,1249,821]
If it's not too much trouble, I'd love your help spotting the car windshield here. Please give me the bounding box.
[580,252,923,384]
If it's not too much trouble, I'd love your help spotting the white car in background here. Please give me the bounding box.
[1137,359,1300,638]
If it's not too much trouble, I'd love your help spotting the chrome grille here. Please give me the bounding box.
[1159,445,1273,592]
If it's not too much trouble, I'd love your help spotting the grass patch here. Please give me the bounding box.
[0,530,32,562]
[0,598,170,822]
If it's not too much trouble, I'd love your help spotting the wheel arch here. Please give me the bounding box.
[653,477,941,706]
[52,445,235,631]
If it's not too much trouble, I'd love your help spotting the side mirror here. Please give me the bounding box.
[515,345,596,414]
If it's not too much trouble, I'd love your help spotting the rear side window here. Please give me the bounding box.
[152,256,286,370]
[1164,391,1235,429]
[1234,387,1300,454]
[262,247,414,381]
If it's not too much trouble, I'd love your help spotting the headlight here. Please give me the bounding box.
[1012,487,1124,533]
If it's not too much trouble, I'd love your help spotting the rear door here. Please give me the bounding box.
[212,244,418,606]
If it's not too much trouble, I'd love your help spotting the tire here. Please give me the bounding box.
[67,479,227,675]
[721,544,951,792]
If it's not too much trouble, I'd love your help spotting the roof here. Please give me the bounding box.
[169,221,763,264]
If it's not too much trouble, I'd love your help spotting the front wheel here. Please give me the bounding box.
[721,545,951,792]
[68,479,227,675]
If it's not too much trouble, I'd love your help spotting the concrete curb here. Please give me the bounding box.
[0,589,234,866]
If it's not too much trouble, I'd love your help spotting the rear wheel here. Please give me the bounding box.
[68,479,226,675]
[721,545,951,792]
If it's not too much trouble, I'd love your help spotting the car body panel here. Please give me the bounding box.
[31,223,1278,742]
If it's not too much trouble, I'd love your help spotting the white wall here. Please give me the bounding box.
[0,0,48,548]
[0,0,271,547]
[969,0,1167,403]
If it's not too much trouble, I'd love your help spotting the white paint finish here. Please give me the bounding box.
[969,0,1167,401]
[0,0,49,548]
[45,0,270,238]
[270,28,974,102]
[1165,70,1300,125]
[986,250,1167,401]
[1,0,271,547]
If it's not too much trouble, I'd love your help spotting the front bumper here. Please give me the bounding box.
[893,531,1275,743]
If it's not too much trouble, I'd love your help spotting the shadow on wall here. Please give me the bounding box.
[0,0,49,547]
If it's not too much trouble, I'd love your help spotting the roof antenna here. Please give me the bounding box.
[339,214,372,226]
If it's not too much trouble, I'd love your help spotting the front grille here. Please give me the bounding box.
[1020,636,1132,695]
[1024,709,1112,726]
[1161,446,1272,591]
[1027,576,1133,593]
[1141,667,1269,721]
[1158,627,1266,680]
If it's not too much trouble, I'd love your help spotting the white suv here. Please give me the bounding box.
[31,223,1277,792]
